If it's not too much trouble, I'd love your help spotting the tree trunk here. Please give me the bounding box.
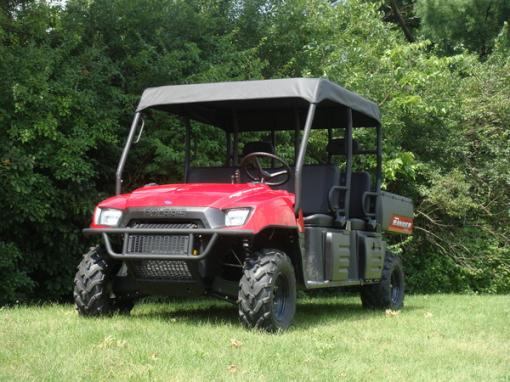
[388,0,415,43]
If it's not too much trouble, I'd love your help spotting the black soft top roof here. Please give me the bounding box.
[136,78,380,131]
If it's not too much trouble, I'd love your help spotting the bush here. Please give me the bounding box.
[0,0,508,303]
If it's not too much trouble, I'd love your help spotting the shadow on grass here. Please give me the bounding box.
[135,304,239,325]
[294,302,420,328]
[132,299,422,329]
[295,302,370,327]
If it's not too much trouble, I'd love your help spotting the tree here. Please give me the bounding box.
[251,0,510,292]
[1,0,509,303]
[0,0,265,303]
[416,0,510,57]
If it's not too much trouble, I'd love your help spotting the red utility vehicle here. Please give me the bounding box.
[75,78,413,331]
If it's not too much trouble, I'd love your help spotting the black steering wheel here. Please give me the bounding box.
[240,152,291,186]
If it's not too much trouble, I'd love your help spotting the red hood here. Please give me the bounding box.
[99,183,294,210]
[94,183,298,232]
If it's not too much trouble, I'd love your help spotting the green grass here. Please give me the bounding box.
[0,294,509,381]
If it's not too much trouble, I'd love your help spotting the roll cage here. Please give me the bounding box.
[115,78,383,220]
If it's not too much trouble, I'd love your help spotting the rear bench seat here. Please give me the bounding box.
[338,171,371,230]
[276,167,372,228]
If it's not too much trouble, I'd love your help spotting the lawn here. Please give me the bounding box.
[0,294,508,381]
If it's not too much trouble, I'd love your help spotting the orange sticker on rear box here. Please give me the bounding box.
[388,215,413,234]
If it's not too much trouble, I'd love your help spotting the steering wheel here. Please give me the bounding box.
[240,152,291,186]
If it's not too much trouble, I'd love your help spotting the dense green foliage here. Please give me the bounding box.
[0,0,508,303]
[374,0,510,57]
[416,0,510,57]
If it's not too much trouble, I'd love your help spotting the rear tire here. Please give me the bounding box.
[238,249,296,332]
[360,251,404,310]
[74,246,134,316]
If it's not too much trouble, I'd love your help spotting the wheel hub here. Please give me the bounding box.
[272,274,288,319]
[390,269,401,304]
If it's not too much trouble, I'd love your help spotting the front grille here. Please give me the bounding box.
[129,222,197,230]
[131,260,193,280]
[126,222,198,280]
[126,222,197,256]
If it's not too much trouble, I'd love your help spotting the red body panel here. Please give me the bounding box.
[92,183,298,233]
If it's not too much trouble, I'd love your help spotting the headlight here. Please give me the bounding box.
[224,208,251,227]
[94,208,123,226]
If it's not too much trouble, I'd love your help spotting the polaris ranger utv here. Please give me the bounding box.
[75,78,413,331]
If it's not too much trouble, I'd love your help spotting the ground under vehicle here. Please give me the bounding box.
[74,78,414,331]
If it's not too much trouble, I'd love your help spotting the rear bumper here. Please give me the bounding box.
[83,227,253,260]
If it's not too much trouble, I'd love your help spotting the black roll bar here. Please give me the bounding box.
[376,123,382,192]
[226,132,232,166]
[344,108,353,221]
[116,104,379,218]
[116,112,142,195]
[183,117,191,182]
[294,103,317,215]
[327,125,333,164]
[294,108,300,163]
[270,129,276,167]
[232,110,239,165]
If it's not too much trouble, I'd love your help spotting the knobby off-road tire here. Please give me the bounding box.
[360,251,405,310]
[238,249,297,332]
[74,246,133,316]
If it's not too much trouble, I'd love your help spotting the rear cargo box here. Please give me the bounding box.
[377,192,414,235]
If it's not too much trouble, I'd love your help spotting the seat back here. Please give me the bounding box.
[275,165,339,215]
[187,167,237,183]
[339,171,371,219]
[242,141,275,156]
[302,165,340,215]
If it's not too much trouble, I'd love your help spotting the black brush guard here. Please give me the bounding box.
[83,227,252,260]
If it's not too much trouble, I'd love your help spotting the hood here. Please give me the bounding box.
[99,183,291,210]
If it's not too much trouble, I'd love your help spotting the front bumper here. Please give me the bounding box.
[83,227,253,260]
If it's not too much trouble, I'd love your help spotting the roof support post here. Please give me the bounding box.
[294,108,300,163]
[343,108,353,222]
[232,110,239,165]
[327,125,333,164]
[271,129,276,167]
[376,123,382,192]
[294,103,317,215]
[226,132,232,166]
[116,112,141,195]
[183,117,191,182]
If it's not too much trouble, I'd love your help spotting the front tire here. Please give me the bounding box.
[360,251,405,310]
[238,249,296,332]
[74,246,133,316]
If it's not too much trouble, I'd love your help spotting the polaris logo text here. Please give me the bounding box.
[143,207,186,218]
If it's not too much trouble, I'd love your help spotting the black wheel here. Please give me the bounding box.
[238,249,296,332]
[360,251,405,310]
[74,246,134,316]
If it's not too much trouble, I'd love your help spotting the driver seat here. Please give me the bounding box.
[240,143,338,227]
[301,165,340,227]
[276,165,339,226]
[187,141,274,183]
[242,141,275,156]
